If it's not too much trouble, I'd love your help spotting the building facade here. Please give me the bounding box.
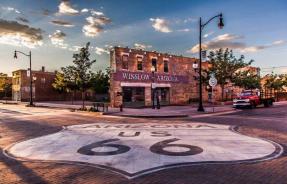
[110,47,210,107]
[12,67,62,101]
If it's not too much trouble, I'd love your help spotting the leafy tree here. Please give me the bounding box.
[0,73,12,99]
[90,67,110,94]
[264,74,287,101]
[53,68,78,104]
[205,48,253,100]
[233,70,261,90]
[72,42,96,109]
[52,42,96,108]
[2,83,12,99]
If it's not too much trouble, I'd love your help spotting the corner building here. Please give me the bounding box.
[110,47,208,107]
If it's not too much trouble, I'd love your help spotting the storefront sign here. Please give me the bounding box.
[6,123,282,179]
[113,71,189,83]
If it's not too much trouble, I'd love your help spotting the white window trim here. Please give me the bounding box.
[121,52,129,56]
[136,54,144,58]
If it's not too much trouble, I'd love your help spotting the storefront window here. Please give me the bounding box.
[164,60,169,73]
[123,87,145,107]
[137,57,143,71]
[122,55,129,70]
[152,58,157,72]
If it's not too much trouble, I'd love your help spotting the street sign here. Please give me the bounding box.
[209,77,217,87]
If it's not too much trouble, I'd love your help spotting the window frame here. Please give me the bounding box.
[137,56,143,71]
[151,58,157,72]
[163,60,169,73]
[122,54,129,70]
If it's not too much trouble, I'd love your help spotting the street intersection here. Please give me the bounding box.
[0,103,286,184]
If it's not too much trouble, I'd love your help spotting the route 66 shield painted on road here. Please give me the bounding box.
[5,123,283,179]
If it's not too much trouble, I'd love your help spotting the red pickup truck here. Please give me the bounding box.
[233,90,275,109]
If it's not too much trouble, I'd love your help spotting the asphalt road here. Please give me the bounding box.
[0,102,286,184]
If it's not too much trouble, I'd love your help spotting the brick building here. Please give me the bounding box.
[12,67,63,101]
[109,47,212,107]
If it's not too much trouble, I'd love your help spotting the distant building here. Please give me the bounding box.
[12,67,62,101]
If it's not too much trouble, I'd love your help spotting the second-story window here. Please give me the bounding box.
[152,58,157,72]
[122,55,129,70]
[164,60,169,73]
[137,57,143,71]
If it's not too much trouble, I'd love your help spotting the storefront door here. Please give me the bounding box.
[153,88,170,106]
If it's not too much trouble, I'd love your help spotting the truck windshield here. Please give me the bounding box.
[240,92,252,96]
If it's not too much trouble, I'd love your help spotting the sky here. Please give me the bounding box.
[0,0,287,76]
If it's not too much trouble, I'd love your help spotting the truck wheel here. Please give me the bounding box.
[250,101,256,109]
[269,100,273,106]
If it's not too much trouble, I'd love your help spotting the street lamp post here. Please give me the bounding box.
[198,13,224,112]
[14,50,34,106]
[151,65,156,109]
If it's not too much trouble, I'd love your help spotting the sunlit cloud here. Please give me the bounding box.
[49,30,68,49]
[2,6,21,14]
[95,47,109,55]
[82,14,111,37]
[81,8,89,13]
[0,19,43,48]
[203,31,214,38]
[150,18,172,33]
[58,0,79,15]
[188,33,286,54]
[134,43,152,50]
[51,20,75,27]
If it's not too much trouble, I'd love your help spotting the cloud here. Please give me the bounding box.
[188,33,286,54]
[68,45,82,52]
[150,18,172,33]
[2,6,21,14]
[91,10,104,16]
[183,17,197,23]
[95,47,109,55]
[51,20,75,27]
[81,8,89,13]
[0,19,43,48]
[16,17,29,23]
[58,0,79,15]
[178,28,191,32]
[240,40,286,53]
[134,43,152,50]
[82,15,111,37]
[203,31,214,38]
[49,30,68,49]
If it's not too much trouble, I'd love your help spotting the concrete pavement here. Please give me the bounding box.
[0,102,286,183]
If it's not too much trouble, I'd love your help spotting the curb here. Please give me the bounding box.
[103,112,188,118]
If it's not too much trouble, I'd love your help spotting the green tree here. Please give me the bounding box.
[2,83,12,99]
[264,74,287,101]
[90,67,110,94]
[52,68,78,104]
[52,42,96,108]
[72,43,96,109]
[205,48,253,100]
[233,70,261,90]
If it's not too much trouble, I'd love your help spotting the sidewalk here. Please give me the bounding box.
[0,100,236,118]
[104,105,235,118]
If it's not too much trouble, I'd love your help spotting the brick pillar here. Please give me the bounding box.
[145,86,152,106]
